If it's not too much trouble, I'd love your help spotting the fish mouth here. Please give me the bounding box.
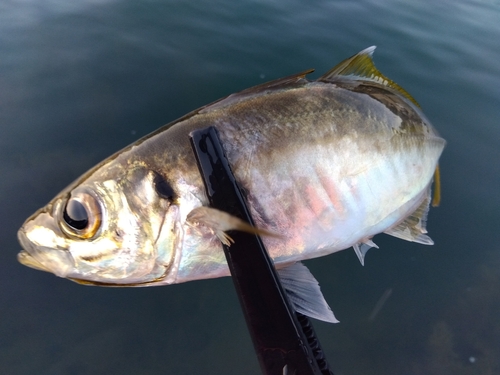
[17,228,75,278]
[17,250,52,273]
[17,230,47,271]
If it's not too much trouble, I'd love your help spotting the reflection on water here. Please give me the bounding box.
[412,254,500,375]
[1,0,499,374]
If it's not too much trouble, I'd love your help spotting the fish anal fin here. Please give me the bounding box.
[277,262,339,323]
[384,189,434,245]
[318,46,421,108]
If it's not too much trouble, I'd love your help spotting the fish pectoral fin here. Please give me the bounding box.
[384,188,434,245]
[277,262,339,323]
[185,206,280,246]
[353,239,379,266]
[317,46,421,108]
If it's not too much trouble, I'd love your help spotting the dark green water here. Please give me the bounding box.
[1,0,499,374]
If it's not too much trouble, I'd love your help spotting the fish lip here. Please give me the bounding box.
[17,230,50,272]
[17,249,51,273]
[17,227,75,278]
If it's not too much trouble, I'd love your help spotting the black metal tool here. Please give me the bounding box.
[189,126,334,375]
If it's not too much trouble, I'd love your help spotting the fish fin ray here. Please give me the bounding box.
[353,239,379,266]
[200,69,314,113]
[277,262,339,323]
[432,164,442,207]
[318,46,421,108]
[237,69,314,94]
[186,206,280,246]
[384,188,434,245]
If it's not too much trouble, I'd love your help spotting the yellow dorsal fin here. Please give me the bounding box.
[318,46,421,108]
[432,165,441,207]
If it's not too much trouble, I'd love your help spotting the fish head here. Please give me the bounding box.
[17,162,182,286]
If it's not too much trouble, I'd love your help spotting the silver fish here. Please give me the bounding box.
[17,47,445,322]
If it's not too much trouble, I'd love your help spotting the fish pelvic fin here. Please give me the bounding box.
[186,206,280,246]
[318,46,421,108]
[277,262,339,323]
[384,188,434,245]
[353,239,379,266]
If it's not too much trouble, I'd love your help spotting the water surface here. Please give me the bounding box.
[1,0,499,374]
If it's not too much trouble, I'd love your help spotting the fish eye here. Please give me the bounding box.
[60,190,102,239]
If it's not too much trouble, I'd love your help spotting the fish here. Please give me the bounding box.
[17,47,445,323]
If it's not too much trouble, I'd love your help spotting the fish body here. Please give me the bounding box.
[18,47,445,318]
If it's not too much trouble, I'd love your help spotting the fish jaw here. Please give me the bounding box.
[18,218,75,277]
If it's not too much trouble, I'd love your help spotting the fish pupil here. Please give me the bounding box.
[63,200,88,230]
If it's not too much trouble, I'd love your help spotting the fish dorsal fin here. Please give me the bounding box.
[277,262,339,323]
[318,46,421,108]
[199,69,314,113]
[384,188,434,245]
[201,69,314,114]
[238,69,314,95]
